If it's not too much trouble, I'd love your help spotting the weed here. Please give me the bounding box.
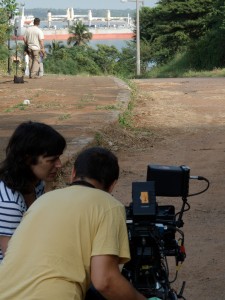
[96,104,118,110]
[4,108,14,113]
[58,114,71,120]
[13,103,27,110]
[94,132,103,145]
[80,93,95,103]
[118,80,137,128]
[118,110,132,127]
[76,93,95,109]
[4,103,27,112]
[35,102,63,109]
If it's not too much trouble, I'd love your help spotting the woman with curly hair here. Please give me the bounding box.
[0,121,66,261]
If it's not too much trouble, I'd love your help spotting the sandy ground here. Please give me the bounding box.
[112,78,225,300]
[0,75,224,299]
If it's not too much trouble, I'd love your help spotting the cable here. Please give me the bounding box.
[188,176,210,197]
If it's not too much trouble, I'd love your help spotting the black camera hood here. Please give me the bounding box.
[147,164,190,197]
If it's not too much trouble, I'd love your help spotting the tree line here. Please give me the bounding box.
[44,21,136,77]
[139,0,225,72]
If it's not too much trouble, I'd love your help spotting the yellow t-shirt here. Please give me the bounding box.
[0,185,130,300]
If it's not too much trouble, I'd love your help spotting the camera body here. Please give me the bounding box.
[122,165,190,299]
[85,164,209,300]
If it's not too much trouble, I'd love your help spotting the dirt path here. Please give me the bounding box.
[113,78,225,300]
[0,75,224,299]
[0,75,129,164]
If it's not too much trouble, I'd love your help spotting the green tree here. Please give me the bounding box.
[67,21,93,46]
[116,41,136,77]
[0,8,8,45]
[93,44,121,74]
[0,0,18,44]
[0,0,18,18]
[46,40,65,55]
[183,0,225,70]
[0,1,18,74]
[139,0,216,64]
[44,46,101,75]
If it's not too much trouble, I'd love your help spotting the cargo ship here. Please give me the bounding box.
[13,5,134,41]
[15,28,134,41]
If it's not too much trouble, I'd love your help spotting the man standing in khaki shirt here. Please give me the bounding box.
[23,17,45,79]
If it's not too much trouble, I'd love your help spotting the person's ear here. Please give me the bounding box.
[70,167,76,183]
[108,180,117,193]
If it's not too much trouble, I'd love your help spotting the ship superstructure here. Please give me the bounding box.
[13,4,134,40]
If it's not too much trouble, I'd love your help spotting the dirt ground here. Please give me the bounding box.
[112,78,225,300]
[0,75,224,299]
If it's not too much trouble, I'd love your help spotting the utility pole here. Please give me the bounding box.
[7,16,12,75]
[121,0,142,76]
[136,0,140,76]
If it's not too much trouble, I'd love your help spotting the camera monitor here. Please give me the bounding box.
[147,164,190,197]
[132,181,156,220]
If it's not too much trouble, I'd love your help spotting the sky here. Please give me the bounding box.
[17,0,158,10]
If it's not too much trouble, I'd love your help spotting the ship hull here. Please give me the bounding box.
[14,27,134,41]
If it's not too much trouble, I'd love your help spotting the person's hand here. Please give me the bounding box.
[40,49,46,58]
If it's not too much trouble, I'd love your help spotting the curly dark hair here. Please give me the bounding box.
[0,121,66,193]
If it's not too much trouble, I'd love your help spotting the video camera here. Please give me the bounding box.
[121,164,209,300]
[85,164,209,300]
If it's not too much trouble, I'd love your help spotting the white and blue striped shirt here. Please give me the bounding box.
[0,180,44,261]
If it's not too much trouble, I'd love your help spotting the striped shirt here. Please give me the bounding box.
[0,180,45,261]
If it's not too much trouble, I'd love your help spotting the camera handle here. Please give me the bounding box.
[176,197,190,228]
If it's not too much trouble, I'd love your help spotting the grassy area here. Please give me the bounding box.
[144,53,225,78]
[118,80,137,128]
[1,54,225,79]
[0,60,24,77]
[146,65,225,78]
